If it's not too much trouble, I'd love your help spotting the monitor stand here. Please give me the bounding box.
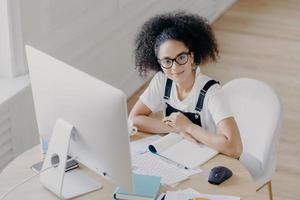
[40,118,102,199]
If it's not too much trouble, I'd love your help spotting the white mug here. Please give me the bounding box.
[128,119,138,136]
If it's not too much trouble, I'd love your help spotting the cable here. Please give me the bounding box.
[0,156,77,200]
[0,165,54,200]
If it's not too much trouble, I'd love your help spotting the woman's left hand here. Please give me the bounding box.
[162,112,192,132]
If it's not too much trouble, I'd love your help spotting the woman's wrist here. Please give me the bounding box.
[163,121,176,133]
[185,122,196,134]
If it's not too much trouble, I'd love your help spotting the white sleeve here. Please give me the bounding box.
[139,73,165,113]
[207,85,233,125]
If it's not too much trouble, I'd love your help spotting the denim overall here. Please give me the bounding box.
[164,78,219,126]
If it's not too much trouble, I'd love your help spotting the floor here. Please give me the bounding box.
[128,0,300,199]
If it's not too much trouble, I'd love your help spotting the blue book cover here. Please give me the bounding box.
[114,173,161,200]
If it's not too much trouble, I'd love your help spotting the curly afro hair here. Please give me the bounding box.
[134,11,219,77]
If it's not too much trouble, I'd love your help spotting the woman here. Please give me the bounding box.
[129,11,242,159]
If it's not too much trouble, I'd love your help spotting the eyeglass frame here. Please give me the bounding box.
[157,51,191,69]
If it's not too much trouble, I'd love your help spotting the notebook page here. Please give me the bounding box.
[130,135,161,156]
[149,132,182,153]
[132,152,189,185]
[161,139,218,168]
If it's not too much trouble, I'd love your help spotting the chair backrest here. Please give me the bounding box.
[223,78,282,184]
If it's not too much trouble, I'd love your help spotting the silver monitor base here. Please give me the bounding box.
[40,118,102,199]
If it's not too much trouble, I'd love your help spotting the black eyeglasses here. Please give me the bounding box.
[157,51,190,69]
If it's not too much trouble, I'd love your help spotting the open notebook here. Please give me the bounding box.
[148,133,218,169]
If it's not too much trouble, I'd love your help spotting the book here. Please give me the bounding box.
[148,133,218,169]
[114,173,161,200]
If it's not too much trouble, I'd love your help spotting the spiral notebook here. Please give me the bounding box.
[148,133,218,169]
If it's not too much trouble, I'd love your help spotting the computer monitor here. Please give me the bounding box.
[25,45,133,199]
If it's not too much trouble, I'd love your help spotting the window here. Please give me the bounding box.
[0,0,27,78]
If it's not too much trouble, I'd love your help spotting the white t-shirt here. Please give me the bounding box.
[139,68,233,133]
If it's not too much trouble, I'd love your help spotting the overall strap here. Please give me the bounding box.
[165,103,202,127]
[164,78,173,100]
[195,80,220,112]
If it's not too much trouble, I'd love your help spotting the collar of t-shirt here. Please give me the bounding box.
[168,67,203,112]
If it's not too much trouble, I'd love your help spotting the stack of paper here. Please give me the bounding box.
[130,136,202,186]
[159,188,240,200]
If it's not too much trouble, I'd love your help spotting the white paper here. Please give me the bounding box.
[150,132,182,153]
[178,166,202,176]
[130,134,203,186]
[161,139,218,168]
[165,188,240,200]
[132,152,189,185]
[130,135,161,156]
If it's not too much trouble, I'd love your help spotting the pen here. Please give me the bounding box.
[154,153,189,170]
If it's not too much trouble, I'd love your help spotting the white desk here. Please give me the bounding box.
[0,134,257,199]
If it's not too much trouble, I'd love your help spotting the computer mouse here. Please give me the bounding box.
[208,166,232,185]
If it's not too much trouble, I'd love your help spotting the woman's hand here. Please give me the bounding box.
[162,112,193,133]
[162,112,200,144]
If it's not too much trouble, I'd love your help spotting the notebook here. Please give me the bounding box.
[113,173,161,200]
[148,133,218,169]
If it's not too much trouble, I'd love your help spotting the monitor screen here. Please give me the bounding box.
[26,45,133,193]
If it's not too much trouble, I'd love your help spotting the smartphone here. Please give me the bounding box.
[31,155,79,173]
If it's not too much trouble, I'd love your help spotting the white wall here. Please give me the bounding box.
[21,0,235,97]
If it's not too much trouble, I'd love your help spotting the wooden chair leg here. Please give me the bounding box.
[268,181,273,200]
[256,180,273,200]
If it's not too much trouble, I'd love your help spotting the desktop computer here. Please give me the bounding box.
[25,45,133,199]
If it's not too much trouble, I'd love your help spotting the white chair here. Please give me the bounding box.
[223,78,282,200]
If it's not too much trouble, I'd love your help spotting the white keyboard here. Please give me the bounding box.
[132,152,189,185]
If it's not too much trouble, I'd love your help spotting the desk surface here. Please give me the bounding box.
[0,134,257,200]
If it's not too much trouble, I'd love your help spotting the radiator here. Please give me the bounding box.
[0,109,13,171]
[0,77,39,172]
